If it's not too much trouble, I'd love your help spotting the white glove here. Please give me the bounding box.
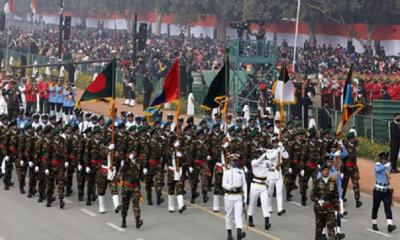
[28,161,34,168]
[34,166,39,173]
[207,155,212,161]
[4,156,10,162]
[300,169,305,177]
[176,152,183,158]
[20,160,25,167]
[318,199,325,207]
[78,164,82,171]
[108,144,115,150]
[65,162,69,168]
[340,173,344,179]
[45,169,49,175]
[120,161,125,167]
[244,167,249,174]
[143,168,148,175]
[174,140,180,148]
[189,167,194,173]
[222,142,229,148]
[129,153,135,160]
[288,168,293,174]
[86,166,91,174]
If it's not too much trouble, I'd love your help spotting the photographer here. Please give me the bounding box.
[389,113,400,173]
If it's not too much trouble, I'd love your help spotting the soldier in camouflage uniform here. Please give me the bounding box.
[191,129,211,204]
[46,129,67,208]
[120,144,144,229]
[2,120,18,190]
[179,126,193,193]
[301,131,323,206]
[16,123,28,194]
[341,131,363,208]
[63,124,76,197]
[311,164,339,240]
[35,126,53,203]
[161,123,173,189]
[286,129,305,201]
[210,125,225,212]
[143,129,164,206]
[0,116,8,180]
[84,126,112,213]
[137,126,148,182]
[26,125,39,198]
[82,128,96,205]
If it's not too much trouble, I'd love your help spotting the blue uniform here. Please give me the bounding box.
[372,162,393,222]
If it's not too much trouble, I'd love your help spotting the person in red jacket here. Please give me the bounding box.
[24,79,38,115]
[37,77,50,114]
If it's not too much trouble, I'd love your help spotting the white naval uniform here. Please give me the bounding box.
[78,120,90,133]
[32,121,42,129]
[223,166,247,230]
[248,152,270,218]
[125,120,136,129]
[266,146,289,213]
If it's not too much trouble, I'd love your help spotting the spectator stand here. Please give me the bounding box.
[226,39,277,115]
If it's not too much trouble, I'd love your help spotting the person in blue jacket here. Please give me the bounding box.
[49,78,63,121]
[62,82,76,124]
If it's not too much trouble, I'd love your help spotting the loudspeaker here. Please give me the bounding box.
[0,12,5,32]
[138,23,147,51]
[64,16,72,40]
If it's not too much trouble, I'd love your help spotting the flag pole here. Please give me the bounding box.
[223,48,230,132]
[110,58,116,170]
[279,62,286,140]
[175,58,181,172]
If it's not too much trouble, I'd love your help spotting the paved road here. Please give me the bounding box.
[0,176,399,240]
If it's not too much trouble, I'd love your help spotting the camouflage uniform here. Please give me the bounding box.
[286,135,305,200]
[144,131,164,205]
[2,125,19,190]
[26,127,38,198]
[34,129,53,202]
[209,129,224,197]
[46,132,66,208]
[16,129,28,193]
[191,131,211,203]
[84,136,108,196]
[311,174,339,240]
[341,137,362,206]
[120,145,143,229]
[301,137,323,205]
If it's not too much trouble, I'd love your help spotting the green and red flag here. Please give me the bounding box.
[77,59,116,105]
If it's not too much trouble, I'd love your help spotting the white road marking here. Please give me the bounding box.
[136,238,144,240]
[365,228,392,238]
[288,201,307,208]
[64,199,72,204]
[80,208,97,217]
[106,222,126,232]
[341,218,348,222]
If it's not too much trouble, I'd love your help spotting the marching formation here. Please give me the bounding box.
[0,108,397,240]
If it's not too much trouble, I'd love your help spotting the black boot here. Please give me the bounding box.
[237,228,246,240]
[38,194,44,203]
[277,209,286,216]
[388,224,396,233]
[191,192,199,204]
[86,197,92,206]
[356,200,363,208]
[336,232,345,239]
[372,224,379,231]
[301,196,307,206]
[203,194,209,203]
[264,217,271,230]
[19,184,25,194]
[66,187,72,197]
[4,184,9,190]
[179,205,187,214]
[115,205,122,214]
[78,192,84,202]
[60,199,65,209]
[121,217,127,228]
[91,193,97,202]
[147,192,153,206]
[156,193,164,205]
[136,217,143,229]
[227,229,233,240]
[46,199,52,207]
[27,191,32,198]
[248,216,254,227]
[286,192,292,202]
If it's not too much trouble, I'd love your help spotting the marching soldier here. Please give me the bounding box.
[266,137,289,215]
[16,123,28,194]
[143,129,164,206]
[301,131,323,206]
[120,145,144,229]
[167,138,187,213]
[341,132,363,208]
[191,129,211,204]
[63,124,76,197]
[371,152,396,233]
[46,129,67,208]
[2,120,19,190]
[223,154,247,240]
[26,124,39,198]
[286,129,305,201]
[247,146,271,230]
[311,164,339,240]
[35,126,53,203]
[210,125,225,212]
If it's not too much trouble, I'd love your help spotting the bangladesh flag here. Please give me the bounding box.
[78,59,116,104]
